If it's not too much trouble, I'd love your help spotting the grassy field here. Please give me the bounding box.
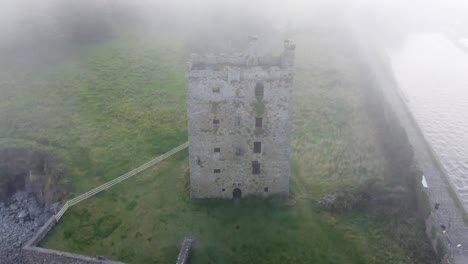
[1,30,433,263]
[0,33,188,194]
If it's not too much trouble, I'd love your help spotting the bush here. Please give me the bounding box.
[321,177,425,218]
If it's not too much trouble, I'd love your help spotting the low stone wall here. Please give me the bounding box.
[21,216,123,264]
[20,143,193,264]
[22,247,123,264]
[351,27,468,263]
[22,215,194,264]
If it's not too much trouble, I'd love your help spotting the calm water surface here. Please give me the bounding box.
[388,33,468,208]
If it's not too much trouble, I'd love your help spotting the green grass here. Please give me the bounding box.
[0,33,188,195]
[431,226,437,240]
[41,152,412,264]
[1,30,433,263]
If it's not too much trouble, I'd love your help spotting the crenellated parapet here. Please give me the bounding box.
[187,37,296,71]
[186,37,296,199]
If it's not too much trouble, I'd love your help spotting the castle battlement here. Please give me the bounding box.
[186,38,295,199]
[188,39,296,71]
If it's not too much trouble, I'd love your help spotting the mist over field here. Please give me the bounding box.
[2,1,468,264]
[1,0,467,55]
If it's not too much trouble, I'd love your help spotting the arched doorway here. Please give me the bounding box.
[233,188,242,199]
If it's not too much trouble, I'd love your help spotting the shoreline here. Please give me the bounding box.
[351,29,468,264]
[379,48,468,218]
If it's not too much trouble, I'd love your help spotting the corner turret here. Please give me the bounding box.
[281,39,296,69]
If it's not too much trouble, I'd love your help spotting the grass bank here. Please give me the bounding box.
[1,30,434,263]
[0,33,188,195]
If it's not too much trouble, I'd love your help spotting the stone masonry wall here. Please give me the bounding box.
[21,216,123,264]
[21,215,193,264]
[186,38,296,198]
[22,247,123,264]
[352,27,468,263]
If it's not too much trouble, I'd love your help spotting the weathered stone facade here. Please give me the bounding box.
[186,37,296,198]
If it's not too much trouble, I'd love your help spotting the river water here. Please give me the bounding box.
[387,33,468,208]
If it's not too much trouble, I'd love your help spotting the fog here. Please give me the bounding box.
[3,1,468,263]
[1,0,468,54]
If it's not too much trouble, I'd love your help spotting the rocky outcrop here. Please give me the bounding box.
[0,192,57,264]
[0,145,67,206]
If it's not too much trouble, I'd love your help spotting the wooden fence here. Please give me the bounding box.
[54,142,189,222]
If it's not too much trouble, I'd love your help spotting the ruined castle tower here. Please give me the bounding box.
[186,37,296,198]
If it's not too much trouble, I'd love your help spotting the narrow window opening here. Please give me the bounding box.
[235,147,244,156]
[214,169,221,173]
[214,148,220,153]
[212,86,220,93]
[264,187,269,192]
[255,117,263,128]
[255,82,264,98]
[253,142,262,153]
[222,188,226,192]
[213,119,220,125]
[252,161,260,174]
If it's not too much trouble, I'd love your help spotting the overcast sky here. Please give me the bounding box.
[0,0,467,49]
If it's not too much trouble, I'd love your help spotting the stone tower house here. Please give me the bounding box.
[186,37,296,199]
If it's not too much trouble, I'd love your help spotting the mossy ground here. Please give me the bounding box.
[1,30,432,263]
